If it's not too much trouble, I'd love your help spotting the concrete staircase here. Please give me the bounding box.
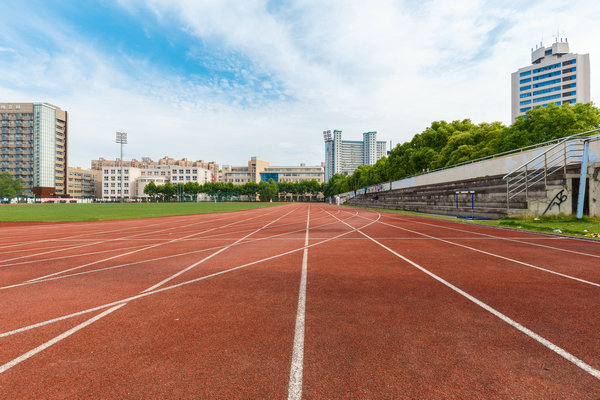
[345,170,571,219]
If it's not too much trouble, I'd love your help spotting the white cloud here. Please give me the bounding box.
[2,0,600,169]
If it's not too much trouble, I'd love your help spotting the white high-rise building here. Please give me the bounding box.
[323,130,386,181]
[511,39,590,122]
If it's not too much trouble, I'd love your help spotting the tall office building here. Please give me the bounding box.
[511,39,590,122]
[323,130,386,181]
[0,102,67,197]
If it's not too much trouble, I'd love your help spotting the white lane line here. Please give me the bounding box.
[0,303,126,374]
[0,218,175,250]
[0,211,356,291]
[393,215,600,259]
[328,210,600,381]
[1,210,378,339]
[0,244,151,269]
[368,217,600,288]
[0,211,250,267]
[288,206,310,400]
[24,211,273,282]
[142,207,297,292]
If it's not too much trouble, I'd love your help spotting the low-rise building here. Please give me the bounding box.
[222,157,324,185]
[67,167,101,198]
[92,156,218,182]
[260,163,324,183]
[101,167,142,201]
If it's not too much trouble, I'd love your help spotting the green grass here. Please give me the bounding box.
[0,202,287,222]
[346,205,600,239]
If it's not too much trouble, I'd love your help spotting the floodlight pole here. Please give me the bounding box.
[116,131,128,203]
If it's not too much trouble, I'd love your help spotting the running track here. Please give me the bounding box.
[0,204,598,398]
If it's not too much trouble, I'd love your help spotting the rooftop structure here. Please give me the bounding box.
[511,39,590,122]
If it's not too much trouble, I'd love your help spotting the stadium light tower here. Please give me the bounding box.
[116,131,128,203]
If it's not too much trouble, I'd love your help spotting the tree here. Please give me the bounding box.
[258,179,278,202]
[493,102,600,152]
[143,181,158,201]
[0,172,24,201]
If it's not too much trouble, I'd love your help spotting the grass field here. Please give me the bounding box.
[0,202,286,222]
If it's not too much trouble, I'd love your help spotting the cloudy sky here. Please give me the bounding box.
[1,0,599,168]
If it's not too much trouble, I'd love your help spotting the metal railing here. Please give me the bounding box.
[503,128,600,209]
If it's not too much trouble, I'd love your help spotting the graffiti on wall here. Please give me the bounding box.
[542,189,568,215]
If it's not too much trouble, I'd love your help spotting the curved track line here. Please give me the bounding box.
[395,215,600,258]
[326,209,600,381]
[0,210,357,291]
[141,207,298,292]
[0,209,276,266]
[0,208,379,339]
[23,208,283,282]
[358,215,600,288]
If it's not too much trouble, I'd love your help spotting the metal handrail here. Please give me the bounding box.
[504,130,600,209]
[502,128,600,180]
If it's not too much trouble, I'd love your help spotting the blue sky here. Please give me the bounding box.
[1,0,599,168]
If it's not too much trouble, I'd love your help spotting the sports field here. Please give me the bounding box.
[0,204,598,398]
[0,202,282,222]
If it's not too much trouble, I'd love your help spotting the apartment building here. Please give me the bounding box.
[67,167,101,198]
[0,102,67,197]
[92,156,218,182]
[323,130,386,181]
[511,39,590,122]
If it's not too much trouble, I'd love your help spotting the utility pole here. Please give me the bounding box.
[116,131,127,203]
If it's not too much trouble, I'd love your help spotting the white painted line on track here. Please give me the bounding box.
[141,207,298,292]
[396,215,600,258]
[23,210,276,282]
[0,210,354,291]
[0,211,255,267]
[0,218,175,250]
[368,217,600,288]
[288,206,310,400]
[0,208,378,339]
[0,244,151,269]
[0,303,126,374]
[328,210,600,381]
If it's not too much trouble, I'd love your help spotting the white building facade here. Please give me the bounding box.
[511,39,590,122]
[101,164,211,200]
[323,130,386,181]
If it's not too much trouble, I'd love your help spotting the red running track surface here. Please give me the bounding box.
[0,204,598,398]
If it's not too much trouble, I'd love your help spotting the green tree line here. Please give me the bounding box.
[0,172,24,202]
[325,103,600,196]
[143,179,324,202]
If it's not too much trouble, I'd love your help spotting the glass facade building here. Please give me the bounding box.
[511,40,590,122]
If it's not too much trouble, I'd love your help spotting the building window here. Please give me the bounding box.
[519,70,531,77]
[520,77,531,84]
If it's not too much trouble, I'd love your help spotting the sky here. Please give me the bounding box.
[1,0,599,168]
